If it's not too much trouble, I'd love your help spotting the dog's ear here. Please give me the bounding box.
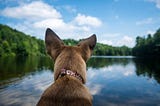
[78,34,97,61]
[45,28,64,61]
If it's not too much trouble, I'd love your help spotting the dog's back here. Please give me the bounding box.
[37,76,92,106]
[37,28,96,106]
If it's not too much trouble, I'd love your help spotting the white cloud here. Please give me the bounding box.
[100,40,113,45]
[98,33,120,45]
[73,13,102,27]
[148,0,160,9]
[1,1,61,20]
[33,18,66,29]
[136,18,153,25]
[0,1,102,39]
[116,36,134,47]
[99,33,135,47]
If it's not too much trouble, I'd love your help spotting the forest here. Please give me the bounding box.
[0,24,132,57]
[0,24,46,56]
[64,39,132,56]
[1,24,160,57]
[132,28,160,57]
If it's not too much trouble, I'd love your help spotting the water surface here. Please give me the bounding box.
[0,56,160,106]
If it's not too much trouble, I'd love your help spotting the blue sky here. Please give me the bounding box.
[0,0,160,47]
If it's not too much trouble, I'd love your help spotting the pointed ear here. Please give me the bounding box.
[78,34,97,61]
[45,28,64,61]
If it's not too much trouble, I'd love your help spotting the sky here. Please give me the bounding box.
[0,0,160,47]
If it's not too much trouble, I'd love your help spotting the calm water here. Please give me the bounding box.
[0,56,160,106]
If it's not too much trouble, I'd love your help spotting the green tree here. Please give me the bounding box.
[132,28,160,57]
[0,24,132,57]
[2,40,11,54]
[0,24,46,56]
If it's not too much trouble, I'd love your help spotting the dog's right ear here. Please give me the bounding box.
[78,34,97,61]
[45,28,64,61]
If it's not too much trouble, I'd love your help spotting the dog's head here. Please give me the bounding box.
[45,28,96,83]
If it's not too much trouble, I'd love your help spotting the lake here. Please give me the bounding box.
[0,56,160,106]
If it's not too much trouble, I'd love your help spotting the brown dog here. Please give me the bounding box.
[37,28,97,106]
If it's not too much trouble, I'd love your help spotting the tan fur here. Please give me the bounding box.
[37,28,97,106]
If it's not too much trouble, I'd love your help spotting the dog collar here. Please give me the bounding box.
[58,69,84,83]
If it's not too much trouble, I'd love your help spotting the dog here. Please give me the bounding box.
[37,28,97,106]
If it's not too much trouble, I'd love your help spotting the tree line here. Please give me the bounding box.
[132,28,160,57]
[0,24,46,56]
[0,24,132,57]
[64,39,132,56]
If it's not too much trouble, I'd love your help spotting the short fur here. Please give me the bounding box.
[37,28,97,106]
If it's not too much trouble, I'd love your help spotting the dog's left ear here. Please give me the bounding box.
[45,28,64,61]
[78,34,97,61]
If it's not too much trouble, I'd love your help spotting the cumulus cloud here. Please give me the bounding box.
[1,1,61,20]
[116,36,134,47]
[99,33,135,47]
[33,18,66,29]
[100,40,113,45]
[73,13,102,27]
[0,1,102,39]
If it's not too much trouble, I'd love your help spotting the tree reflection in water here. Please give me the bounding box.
[0,56,160,106]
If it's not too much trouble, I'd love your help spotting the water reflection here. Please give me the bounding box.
[0,70,53,106]
[133,58,160,84]
[87,56,133,68]
[0,56,52,86]
[0,56,53,106]
[0,56,160,106]
[86,57,160,106]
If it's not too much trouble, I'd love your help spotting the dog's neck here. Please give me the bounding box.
[58,69,84,83]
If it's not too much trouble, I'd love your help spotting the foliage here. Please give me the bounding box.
[132,28,160,56]
[0,24,46,56]
[93,43,131,56]
[63,39,132,56]
[0,24,131,56]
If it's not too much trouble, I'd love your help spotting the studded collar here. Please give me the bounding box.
[58,69,84,83]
